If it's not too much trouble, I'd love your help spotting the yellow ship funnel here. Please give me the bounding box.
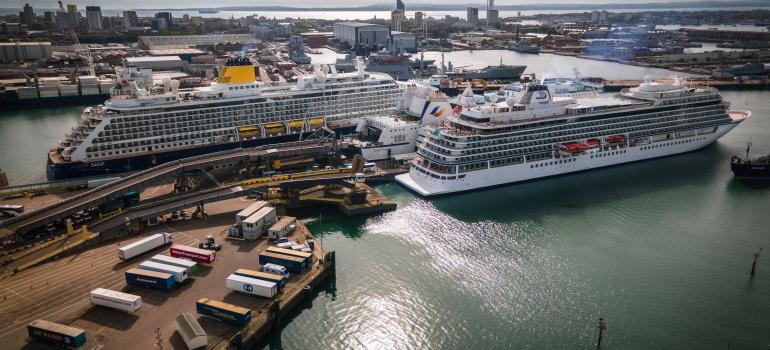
[218,57,256,84]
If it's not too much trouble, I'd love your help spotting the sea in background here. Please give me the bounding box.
[0,48,769,349]
[3,8,770,22]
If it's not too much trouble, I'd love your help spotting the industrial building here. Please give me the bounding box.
[86,6,103,32]
[0,42,53,61]
[390,31,417,53]
[333,22,391,54]
[125,56,185,71]
[467,7,479,25]
[138,34,258,50]
[298,32,334,48]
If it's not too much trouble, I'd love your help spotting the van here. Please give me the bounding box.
[263,263,289,277]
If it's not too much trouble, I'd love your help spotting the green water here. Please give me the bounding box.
[259,91,770,350]
[0,90,768,349]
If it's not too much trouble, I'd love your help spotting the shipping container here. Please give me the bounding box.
[276,241,296,249]
[138,261,188,283]
[118,233,173,261]
[235,201,268,224]
[259,252,308,272]
[27,319,86,348]
[226,273,277,298]
[196,298,251,326]
[170,244,215,264]
[150,254,198,275]
[125,268,175,290]
[175,313,207,350]
[89,288,142,312]
[266,246,312,261]
[234,268,287,291]
[268,216,296,240]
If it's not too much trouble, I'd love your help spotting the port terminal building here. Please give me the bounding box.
[333,22,391,54]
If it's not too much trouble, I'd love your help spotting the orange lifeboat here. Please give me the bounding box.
[559,143,589,155]
[586,139,601,148]
[606,135,625,144]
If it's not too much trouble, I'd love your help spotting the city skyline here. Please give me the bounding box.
[3,0,765,10]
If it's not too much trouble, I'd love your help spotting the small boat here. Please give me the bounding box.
[559,143,589,155]
[731,141,770,179]
[586,139,601,148]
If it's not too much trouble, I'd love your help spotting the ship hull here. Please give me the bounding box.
[397,123,737,196]
[730,159,770,179]
[47,127,356,181]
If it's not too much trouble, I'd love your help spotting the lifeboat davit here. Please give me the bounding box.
[606,135,625,144]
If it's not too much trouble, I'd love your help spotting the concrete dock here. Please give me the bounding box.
[0,198,334,349]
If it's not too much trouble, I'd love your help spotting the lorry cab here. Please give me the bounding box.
[263,263,289,277]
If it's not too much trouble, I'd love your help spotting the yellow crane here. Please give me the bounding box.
[57,1,95,76]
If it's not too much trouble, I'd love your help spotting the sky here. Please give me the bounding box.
[4,0,726,10]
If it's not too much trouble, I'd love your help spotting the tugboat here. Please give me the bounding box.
[731,140,770,179]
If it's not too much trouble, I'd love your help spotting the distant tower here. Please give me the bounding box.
[392,0,405,32]
[396,0,405,11]
[19,3,34,26]
[86,6,102,32]
[486,0,498,26]
[466,7,479,25]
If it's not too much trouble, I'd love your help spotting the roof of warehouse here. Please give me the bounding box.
[126,56,184,62]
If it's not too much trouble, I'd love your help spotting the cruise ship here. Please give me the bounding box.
[47,57,402,180]
[397,77,750,196]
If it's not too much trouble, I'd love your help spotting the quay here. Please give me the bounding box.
[0,199,335,349]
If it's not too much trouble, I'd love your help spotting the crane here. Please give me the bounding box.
[57,1,95,76]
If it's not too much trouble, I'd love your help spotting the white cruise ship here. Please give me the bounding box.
[47,57,402,180]
[396,77,750,196]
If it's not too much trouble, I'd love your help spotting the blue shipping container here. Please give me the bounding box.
[234,268,287,291]
[196,298,251,326]
[125,268,175,290]
[258,252,308,272]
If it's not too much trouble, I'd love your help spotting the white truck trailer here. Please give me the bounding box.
[225,273,277,298]
[118,233,173,261]
[89,288,142,312]
[138,261,188,283]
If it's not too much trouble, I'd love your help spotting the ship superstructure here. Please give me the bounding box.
[47,57,402,180]
[397,77,750,196]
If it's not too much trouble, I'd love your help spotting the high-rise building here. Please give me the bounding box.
[396,0,405,11]
[44,11,55,25]
[414,11,423,28]
[467,7,479,25]
[486,0,498,26]
[123,10,139,29]
[391,10,404,32]
[155,12,172,31]
[86,6,102,32]
[19,3,34,26]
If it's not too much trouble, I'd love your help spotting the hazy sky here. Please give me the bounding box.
[5,0,715,10]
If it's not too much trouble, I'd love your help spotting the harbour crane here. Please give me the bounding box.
[57,1,95,76]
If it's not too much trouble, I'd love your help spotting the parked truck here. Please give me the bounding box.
[27,319,86,348]
[259,251,308,272]
[118,233,173,261]
[170,244,215,264]
[125,268,175,290]
[234,268,287,291]
[138,261,188,283]
[225,273,277,298]
[196,298,252,326]
[149,254,198,276]
[89,288,142,312]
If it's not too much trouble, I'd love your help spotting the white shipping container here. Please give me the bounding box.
[150,254,197,275]
[138,261,188,283]
[226,274,276,298]
[118,233,173,261]
[90,288,142,312]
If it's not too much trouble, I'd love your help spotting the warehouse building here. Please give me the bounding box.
[0,42,53,61]
[138,34,258,50]
[333,22,390,54]
[125,56,185,71]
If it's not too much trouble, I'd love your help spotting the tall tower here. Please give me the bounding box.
[486,0,498,26]
[396,0,405,11]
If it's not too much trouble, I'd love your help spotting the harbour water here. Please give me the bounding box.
[264,90,770,349]
[0,57,768,349]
